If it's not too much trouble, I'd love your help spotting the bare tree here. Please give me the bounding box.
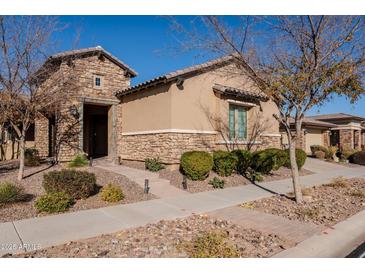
[169,16,365,202]
[0,16,77,180]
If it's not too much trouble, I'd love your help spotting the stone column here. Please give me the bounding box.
[339,129,354,150]
[78,102,84,152]
[111,104,118,164]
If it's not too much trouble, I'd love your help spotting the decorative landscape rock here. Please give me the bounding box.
[14,215,292,258]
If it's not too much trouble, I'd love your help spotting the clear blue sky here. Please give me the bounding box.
[55,16,365,117]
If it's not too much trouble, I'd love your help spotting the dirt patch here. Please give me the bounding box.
[0,164,155,223]
[159,167,312,193]
[245,178,365,226]
[13,214,292,258]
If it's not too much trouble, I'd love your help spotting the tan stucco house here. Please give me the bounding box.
[11,46,361,166]
[30,46,281,166]
[282,113,365,153]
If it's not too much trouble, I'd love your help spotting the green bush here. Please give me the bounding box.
[314,150,326,159]
[262,148,287,170]
[212,151,238,177]
[343,148,359,160]
[180,151,213,181]
[34,192,74,213]
[145,157,164,172]
[251,150,275,174]
[178,230,240,258]
[67,154,89,168]
[284,148,307,170]
[350,151,365,165]
[310,145,329,158]
[100,183,125,202]
[43,169,97,199]
[231,150,253,175]
[24,148,41,167]
[209,177,225,189]
[0,182,24,204]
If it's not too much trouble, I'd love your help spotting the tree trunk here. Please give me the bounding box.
[288,138,303,203]
[17,135,25,181]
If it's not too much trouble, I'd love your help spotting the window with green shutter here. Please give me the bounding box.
[229,105,235,140]
[237,107,247,140]
[228,104,247,141]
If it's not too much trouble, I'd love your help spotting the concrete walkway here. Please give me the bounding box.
[274,209,365,258]
[303,157,352,173]
[94,161,187,198]
[209,207,322,244]
[1,163,365,256]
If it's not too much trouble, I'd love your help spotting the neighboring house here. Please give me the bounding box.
[282,113,365,154]
[32,46,281,167]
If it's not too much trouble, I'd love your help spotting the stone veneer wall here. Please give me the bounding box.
[339,129,354,150]
[34,54,130,161]
[120,132,281,165]
[354,130,361,149]
[323,130,330,147]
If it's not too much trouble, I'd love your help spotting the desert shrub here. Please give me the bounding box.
[297,207,320,219]
[34,192,74,213]
[178,230,240,258]
[0,182,24,204]
[43,169,97,199]
[327,146,338,160]
[67,154,88,168]
[350,150,365,165]
[324,176,350,188]
[284,148,307,170]
[212,151,238,177]
[314,150,326,159]
[100,183,125,202]
[231,150,253,175]
[24,148,41,167]
[209,177,225,189]
[310,145,329,158]
[145,157,164,172]
[251,150,275,175]
[348,190,365,198]
[262,148,287,170]
[180,151,213,181]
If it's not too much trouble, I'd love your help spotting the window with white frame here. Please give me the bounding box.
[228,104,247,141]
[93,75,103,88]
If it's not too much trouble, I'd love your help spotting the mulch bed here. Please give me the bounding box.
[244,177,365,226]
[159,167,313,193]
[12,214,292,258]
[0,164,155,223]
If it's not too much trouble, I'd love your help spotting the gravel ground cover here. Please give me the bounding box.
[244,177,365,226]
[0,164,155,223]
[12,214,293,258]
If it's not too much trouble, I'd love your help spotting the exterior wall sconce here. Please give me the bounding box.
[69,105,79,119]
[182,175,188,190]
[144,179,150,194]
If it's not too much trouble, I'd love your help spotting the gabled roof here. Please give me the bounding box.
[308,113,365,122]
[289,117,338,129]
[213,83,268,101]
[47,46,137,77]
[115,54,236,97]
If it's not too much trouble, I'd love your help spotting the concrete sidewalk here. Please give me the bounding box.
[94,162,187,198]
[273,209,365,258]
[1,164,365,256]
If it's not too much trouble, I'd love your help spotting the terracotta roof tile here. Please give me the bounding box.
[49,46,137,77]
[212,83,268,101]
[115,55,236,97]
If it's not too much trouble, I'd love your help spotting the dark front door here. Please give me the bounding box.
[330,130,339,147]
[90,115,108,157]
